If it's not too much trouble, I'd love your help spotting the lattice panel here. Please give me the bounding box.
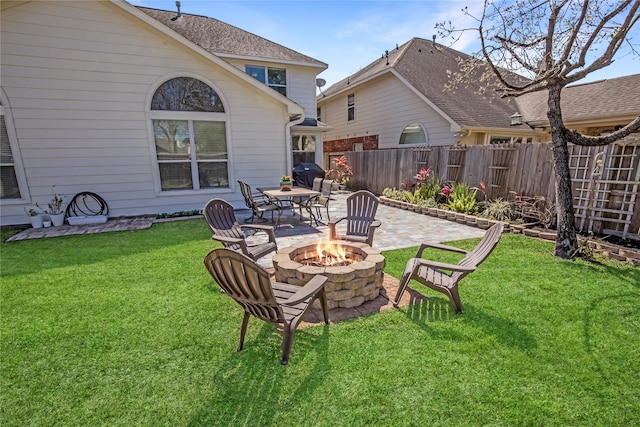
[446,146,466,184]
[414,147,432,174]
[488,143,516,199]
[569,141,640,239]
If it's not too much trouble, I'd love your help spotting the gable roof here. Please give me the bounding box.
[515,74,640,126]
[136,6,327,69]
[319,37,527,130]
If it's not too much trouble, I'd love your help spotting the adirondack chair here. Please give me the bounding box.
[328,190,381,246]
[237,180,285,226]
[203,198,278,262]
[393,222,504,313]
[203,248,329,365]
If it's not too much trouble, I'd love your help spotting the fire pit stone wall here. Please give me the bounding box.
[272,241,385,309]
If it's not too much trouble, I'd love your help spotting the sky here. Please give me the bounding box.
[127,0,640,90]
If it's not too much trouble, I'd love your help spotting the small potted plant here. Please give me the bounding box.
[280,175,292,191]
[24,205,44,229]
[46,186,66,226]
[328,155,353,190]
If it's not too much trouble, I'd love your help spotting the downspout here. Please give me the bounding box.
[285,113,305,175]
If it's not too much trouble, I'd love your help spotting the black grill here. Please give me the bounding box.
[292,163,325,188]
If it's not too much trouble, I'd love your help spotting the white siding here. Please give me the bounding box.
[1,1,294,225]
[320,73,456,148]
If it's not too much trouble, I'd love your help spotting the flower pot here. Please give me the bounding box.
[29,214,44,229]
[279,182,292,191]
[50,213,65,226]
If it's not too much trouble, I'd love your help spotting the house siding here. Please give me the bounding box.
[1,1,292,225]
[320,73,455,149]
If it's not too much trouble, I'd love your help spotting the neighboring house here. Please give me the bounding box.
[317,37,541,166]
[0,0,327,226]
[515,74,640,137]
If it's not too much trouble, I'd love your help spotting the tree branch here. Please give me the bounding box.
[563,116,640,146]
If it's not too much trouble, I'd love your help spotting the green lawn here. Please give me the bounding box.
[1,220,638,426]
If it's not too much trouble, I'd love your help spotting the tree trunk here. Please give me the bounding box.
[547,84,578,258]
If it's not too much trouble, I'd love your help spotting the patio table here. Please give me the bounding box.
[262,187,321,225]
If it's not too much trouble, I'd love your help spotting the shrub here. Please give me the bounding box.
[481,198,512,221]
[445,182,478,214]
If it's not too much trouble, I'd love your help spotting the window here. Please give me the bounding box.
[150,77,229,191]
[245,65,287,96]
[347,93,355,121]
[317,106,322,123]
[292,135,316,166]
[489,135,534,144]
[399,123,427,145]
[0,115,21,199]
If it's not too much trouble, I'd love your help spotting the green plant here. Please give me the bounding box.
[417,197,438,208]
[24,206,42,217]
[46,186,65,215]
[382,187,403,200]
[328,155,352,185]
[481,198,512,221]
[402,190,418,204]
[445,182,478,214]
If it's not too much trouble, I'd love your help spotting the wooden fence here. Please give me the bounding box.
[345,140,640,240]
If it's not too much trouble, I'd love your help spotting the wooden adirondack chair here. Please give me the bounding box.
[328,190,381,246]
[203,248,329,365]
[393,222,504,313]
[203,198,278,262]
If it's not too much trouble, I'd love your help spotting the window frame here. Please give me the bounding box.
[291,134,316,167]
[147,76,233,195]
[399,123,428,145]
[488,135,534,144]
[347,93,355,122]
[0,103,28,203]
[245,65,287,96]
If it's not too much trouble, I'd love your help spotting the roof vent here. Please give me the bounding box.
[171,1,182,21]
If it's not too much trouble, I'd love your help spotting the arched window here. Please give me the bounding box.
[150,77,229,191]
[399,123,427,145]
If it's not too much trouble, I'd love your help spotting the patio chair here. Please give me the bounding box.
[392,222,504,313]
[298,179,333,225]
[203,198,278,262]
[328,190,381,246]
[203,248,329,365]
[238,180,283,227]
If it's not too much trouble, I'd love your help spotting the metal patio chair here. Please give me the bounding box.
[238,180,283,227]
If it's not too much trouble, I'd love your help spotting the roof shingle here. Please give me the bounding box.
[137,6,326,68]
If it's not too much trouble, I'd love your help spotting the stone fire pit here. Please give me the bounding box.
[272,240,385,309]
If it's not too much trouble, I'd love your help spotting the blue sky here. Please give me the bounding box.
[128,0,639,89]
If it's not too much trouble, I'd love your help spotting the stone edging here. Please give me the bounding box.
[379,196,640,265]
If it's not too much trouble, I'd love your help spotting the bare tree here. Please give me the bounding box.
[438,0,640,258]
